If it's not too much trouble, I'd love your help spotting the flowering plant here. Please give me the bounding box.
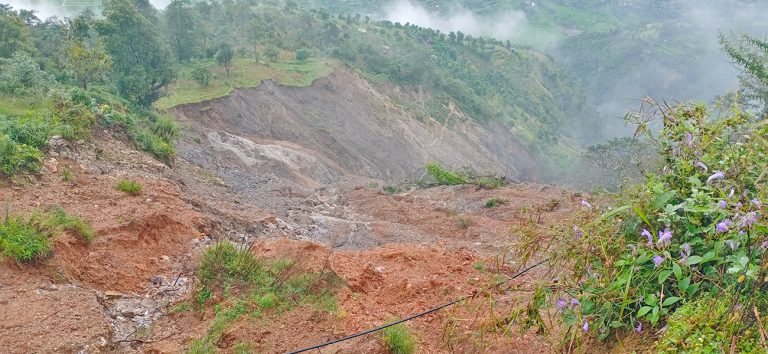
[550,101,768,345]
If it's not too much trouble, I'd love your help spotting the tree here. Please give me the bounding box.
[164,0,201,62]
[721,33,768,115]
[265,45,279,62]
[295,47,310,61]
[97,0,175,105]
[215,43,233,77]
[190,61,211,87]
[66,41,112,90]
[0,6,33,58]
[0,52,54,95]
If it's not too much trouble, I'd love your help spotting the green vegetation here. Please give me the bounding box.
[538,101,768,347]
[425,162,469,185]
[485,197,506,208]
[170,302,192,314]
[721,33,768,115]
[381,323,417,354]
[190,243,344,352]
[0,208,95,262]
[115,179,142,196]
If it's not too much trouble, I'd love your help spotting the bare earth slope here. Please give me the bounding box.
[1,69,576,353]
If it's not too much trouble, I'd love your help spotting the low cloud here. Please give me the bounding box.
[383,0,529,41]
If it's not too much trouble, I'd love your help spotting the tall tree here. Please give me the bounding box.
[721,33,768,115]
[66,41,112,90]
[97,0,174,105]
[0,5,33,58]
[164,0,201,62]
[216,43,233,77]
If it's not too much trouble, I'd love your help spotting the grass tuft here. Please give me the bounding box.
[116,179,143,196]
[382,323,416,354]
[485,198,507,208]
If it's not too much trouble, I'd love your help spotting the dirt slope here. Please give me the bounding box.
[172,68,538,191]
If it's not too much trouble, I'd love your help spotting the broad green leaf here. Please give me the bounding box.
[678,276,691,292]
[652,191,676,210]
[702,251,716,263]
[662,297,681,307]
[610,321,623,328]
[685,256,703,265]
[637,306,653,317]
[658,270,673,284]
[687,282,700,295]
[645,294,658,307]
[673,262,682,280]
[598,205,632,222]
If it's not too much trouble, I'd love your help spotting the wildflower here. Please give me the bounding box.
[695,161,708,172]
[581,200,593,210]
[726,240,740,251]
[685,133,694,147]
[635,322,643,333]
[680,243,692,261]
[657,228,673,247]
[672,145,682,157]
[717,200,728,209]
[716,219,731,233]
[556,298,568,310]
[735,202,743,209]
[739,212,758,228]
[729,189,735,198]
[752,199,763,209]
[571,298,580,306]
[583,321,589,333]
[707,171,725,183]
[573,225,583,238]
[760,241,768,252]
[653,255,665,268]
[641,229,653,246]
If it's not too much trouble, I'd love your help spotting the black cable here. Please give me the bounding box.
[286,257,549,354]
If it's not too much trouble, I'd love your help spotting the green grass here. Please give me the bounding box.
[382,323,417,354]
[170,302,192,314]
[115,179,143,196]
[0,208,95,262]
[155,57,338,110]
[189,243,344,352]
[485,198,507,208]
[425,162,469,186]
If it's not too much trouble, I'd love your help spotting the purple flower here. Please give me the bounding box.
[716,219,731,233]
[752,199,763,209]
[707,171,725,183]
[695,161,708,172]
[583,321,589,333]
[739,212,758,228]
[556,298,567,310]
[573,225,583,238]
[571,298,580,306]
[653,255,665,268]
[685,133,694,146]
[581,200,593,210]
[635,322,643,333]
[641,229,653,246]
[735,202,743,209]
[680,243,692,261]
[657,228,673,247]
[717,200,728,209]
[760,241,768,252]
[672,145,682,157]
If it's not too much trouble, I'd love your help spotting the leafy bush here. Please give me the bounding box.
[152,115,180,143]
[0,215,52,262]
[382,324,416,354]
[655,294,763,353]
[197,242,263,292]
[425,162,469,185]
[42,207,96,242]
[543,102,768,345]
[295,48,311,61]
[0,134,42,176]
[190,62,212,87]
[0,52,55,96]
[115,179,143,196]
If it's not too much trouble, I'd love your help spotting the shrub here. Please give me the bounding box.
[265,46,279,61]
[539,102,768,345]
[190,62,212,87]
[152,115,180,143]
[197,242,262,291]
[295,48,311,61]
[425,162,469,185]
[382,324,416,354]
[0,215,52,262]
[115,179,143,196]
[0,134,42,176]
[135,130,175,164]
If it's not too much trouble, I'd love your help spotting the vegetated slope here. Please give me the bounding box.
[173,68,538,190]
